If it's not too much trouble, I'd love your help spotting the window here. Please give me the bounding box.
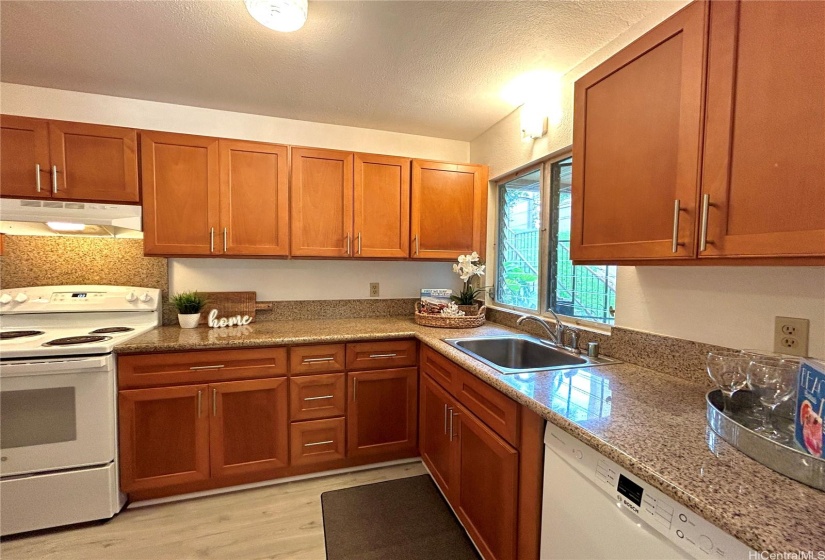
[495,155,616,326]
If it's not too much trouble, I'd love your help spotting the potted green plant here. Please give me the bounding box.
[170,291,207,329]
[451,252,488,316]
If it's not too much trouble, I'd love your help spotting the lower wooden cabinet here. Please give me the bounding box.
[290,417,346,466]
[347,367,418,458]
[420,374,458,498]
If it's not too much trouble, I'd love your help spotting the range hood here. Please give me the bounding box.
[0,198,142,236]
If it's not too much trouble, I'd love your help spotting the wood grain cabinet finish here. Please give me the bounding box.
[345,339,417,371]
[411,160,488,260]
[289,373,346,421]
[290,148,354,257]
[1,115,139,203]
[119,385,211,493]
[118,347,288,389]
[290,417,346,466]
[699,0,825,258]
[420,374,459,502]
[209,378,289,479]
[141,131,220,256]
[570,1,708,263]
[289,344,347,375]
[353,153,411,258]
[219,139,289,256]
[347,367,418,458]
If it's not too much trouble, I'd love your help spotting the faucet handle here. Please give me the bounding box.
[569,330,581,354]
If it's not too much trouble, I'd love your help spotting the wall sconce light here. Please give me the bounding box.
[521,101,548,140]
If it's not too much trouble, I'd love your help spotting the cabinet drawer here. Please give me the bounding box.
[290,417,346,466]
[118,347,287,389]
[289,344,346,375]
[421,345,463,392]
[455,368,520,447]
[289,373,346,421]
[346,339,417,370]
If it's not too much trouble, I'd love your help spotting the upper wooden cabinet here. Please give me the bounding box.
[699,0,825,259]
[354,153,410,258]
[1,115,139,203]
[411,160,488,260]
[141,131,220,256]
[570,2,707,262]
[142,133,289,257]
[571,0,825,264]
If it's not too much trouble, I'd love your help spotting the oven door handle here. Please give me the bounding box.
[0,356,111,377]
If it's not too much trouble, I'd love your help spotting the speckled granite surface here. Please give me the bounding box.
[115,318,825,554]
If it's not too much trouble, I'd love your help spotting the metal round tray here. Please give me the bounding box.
[706,389,824,491]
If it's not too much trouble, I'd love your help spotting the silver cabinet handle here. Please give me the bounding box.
[35,164,42,192]
[51,165,58,193]
[369,353,397,359]
[190,364,224,370]
[449,408,455,441]
[671,199,686,253]
[197,390,203,418]
[444,403,449,435]
[356,232,362,255]
[345,234,351,256]
[304,395,334,401]
[699,193,711,252]
[412,235,419,256]
[302,357,335,364]
[304,440,334,447]
[210,227,215,253]
[212,388,217,416]
[223,227,228,253]
[353,378,358,401]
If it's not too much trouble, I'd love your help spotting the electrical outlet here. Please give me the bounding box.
[774,316,809,357]
[369,283,379,297]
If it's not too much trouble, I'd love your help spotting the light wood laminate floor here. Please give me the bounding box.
[1,461,427,560]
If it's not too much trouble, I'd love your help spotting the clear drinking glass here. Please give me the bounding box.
[706,351,750,413]
[746,357,800,439]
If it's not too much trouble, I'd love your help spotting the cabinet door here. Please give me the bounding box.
[700,1,825,258]
[141,131,220,256]
[48,120,139,203]
[454,403,519,560]
[219,140,289,256]
[289,373,346,421]
[290,417,346,467]
[411,160,487,260]
[353,153,410,258]
[347,367,418,458]
[209,378,289,479]
[419,374,459,502]
[290,148,353,257]
[570,2,707,262]
[0,115,50,199]
[119,385,210,492]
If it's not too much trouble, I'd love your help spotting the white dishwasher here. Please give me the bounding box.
[540,423,754,560]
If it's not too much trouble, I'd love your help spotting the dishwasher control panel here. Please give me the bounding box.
[545,425,754,559]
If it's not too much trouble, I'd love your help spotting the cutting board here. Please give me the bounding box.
[198,291,257,325]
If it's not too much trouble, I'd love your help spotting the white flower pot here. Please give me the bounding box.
[178,313,201,329]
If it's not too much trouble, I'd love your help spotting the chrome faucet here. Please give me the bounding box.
[516,312,565,347]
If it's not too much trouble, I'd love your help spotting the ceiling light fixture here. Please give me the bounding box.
[245,0,308,32]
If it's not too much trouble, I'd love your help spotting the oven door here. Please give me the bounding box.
[0,355,116,477]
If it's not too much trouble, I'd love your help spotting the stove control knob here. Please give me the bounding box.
[139,292,152,303]
[14,293,28,303]
[125,291,137,303]
[0,294,12,305]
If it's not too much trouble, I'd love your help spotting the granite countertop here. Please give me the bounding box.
[116,318,825,553]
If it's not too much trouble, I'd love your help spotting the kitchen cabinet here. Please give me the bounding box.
[699,0,825,258]
[290,148,412,258]
[289,373,346,421]
[570,1,707,262]
[347,367,418,458]
[1,115,139,203]
[219,139,289,256]
[209,378,289,479]
[290,417,346,467]
[411,159,488,260]
[420,374,459,500]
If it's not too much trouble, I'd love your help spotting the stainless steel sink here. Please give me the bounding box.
[444,334,619,374]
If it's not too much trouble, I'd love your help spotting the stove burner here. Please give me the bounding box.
[0,330,45,340]
[89,327,135,334]
[43,335,112,347]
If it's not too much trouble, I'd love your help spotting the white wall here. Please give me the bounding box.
[470,4,825,358]
[1,83,468,301]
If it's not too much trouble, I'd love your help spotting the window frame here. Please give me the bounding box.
[492,150,614,332]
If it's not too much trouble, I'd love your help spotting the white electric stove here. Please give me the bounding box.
[0,285,161,536]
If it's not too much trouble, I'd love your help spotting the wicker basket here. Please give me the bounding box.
[414,302,486,329]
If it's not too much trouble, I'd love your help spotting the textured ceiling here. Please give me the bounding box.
[1,1,684,141]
